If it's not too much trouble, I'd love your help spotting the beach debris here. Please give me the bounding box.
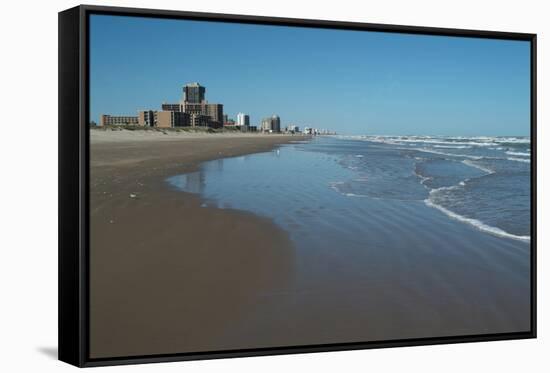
[109,220,114,224]
[129,193,137,199]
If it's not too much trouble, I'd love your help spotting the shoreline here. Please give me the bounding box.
[89,131,530,356]
[89,131,309,358]
[90,126,308,143]
[171,137,530,351]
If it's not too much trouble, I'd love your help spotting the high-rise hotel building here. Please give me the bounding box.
[100,82,224,128]
[261,115,281,132]
[183,82,206,104]
[237,113,250,127]
[178,82,224,128]
[176,102,223,127]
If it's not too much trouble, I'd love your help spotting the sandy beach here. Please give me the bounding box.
[89,130,530,358]
[160,136,530,352]
[89,130,307,358]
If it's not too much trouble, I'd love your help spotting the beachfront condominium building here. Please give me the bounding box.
[180,83,224,128]
[261,117,271,132]
[100,114,139,126]
[156,111,190,128]
[101,82,223,129]
[237,113,250,127]
[138,110,155,127]
[190,114,211,127]
[261,115,281,133]
[183,82,206,104]
[182,102,204,116]
[287,124,300,133]
[271,115,281,132]
[138,110,190,127]
[205,103,224,126]
[182,102,223,128]
[161,103,182,112]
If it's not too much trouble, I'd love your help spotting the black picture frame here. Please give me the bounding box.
[58,4,537,367]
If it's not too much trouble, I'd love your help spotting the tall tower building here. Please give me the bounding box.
[261,117,272,132]
[205,103,224,126]
[237,113,250,126]
[183,82,205,103]
[271,115,281,132]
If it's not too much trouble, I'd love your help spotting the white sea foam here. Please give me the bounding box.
[328,181,345,191]
[412,165,432,187]
[344,193,368,197]
[506,151,530,157]
[495,138,531,144]
[430,184,461,193]
[368,138,494,147]
[461,160,494,174]
[342,135,531,148]
[418,175,432,185]
[413,148,483,160]
[424,199,530,242]
[507,157,531,163]
[433,145,472,149]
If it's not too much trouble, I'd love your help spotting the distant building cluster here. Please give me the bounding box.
[99,83,225,129]
[237,112,250,127]
[224,112,254,132]
[261,115,281,133]
[97,82,335,135]
[301,127,336,135]
[282,124,335,135]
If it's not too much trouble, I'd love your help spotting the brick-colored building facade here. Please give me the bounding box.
[100,83,224,129]
[99,115,139,126]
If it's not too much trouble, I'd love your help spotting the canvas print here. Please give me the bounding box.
[89,14,532,358]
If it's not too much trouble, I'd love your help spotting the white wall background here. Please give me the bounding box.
[0,0,546,371]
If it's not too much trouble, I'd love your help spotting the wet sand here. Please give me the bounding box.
[89,131,307,358]
[163,139,531,351]
[89,130,531,358]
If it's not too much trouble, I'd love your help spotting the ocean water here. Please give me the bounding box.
[335,135,531,241]
[166,136,531,343]
[168,135,531,243]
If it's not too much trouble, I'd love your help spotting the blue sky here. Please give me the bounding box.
[90,15,531,136]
